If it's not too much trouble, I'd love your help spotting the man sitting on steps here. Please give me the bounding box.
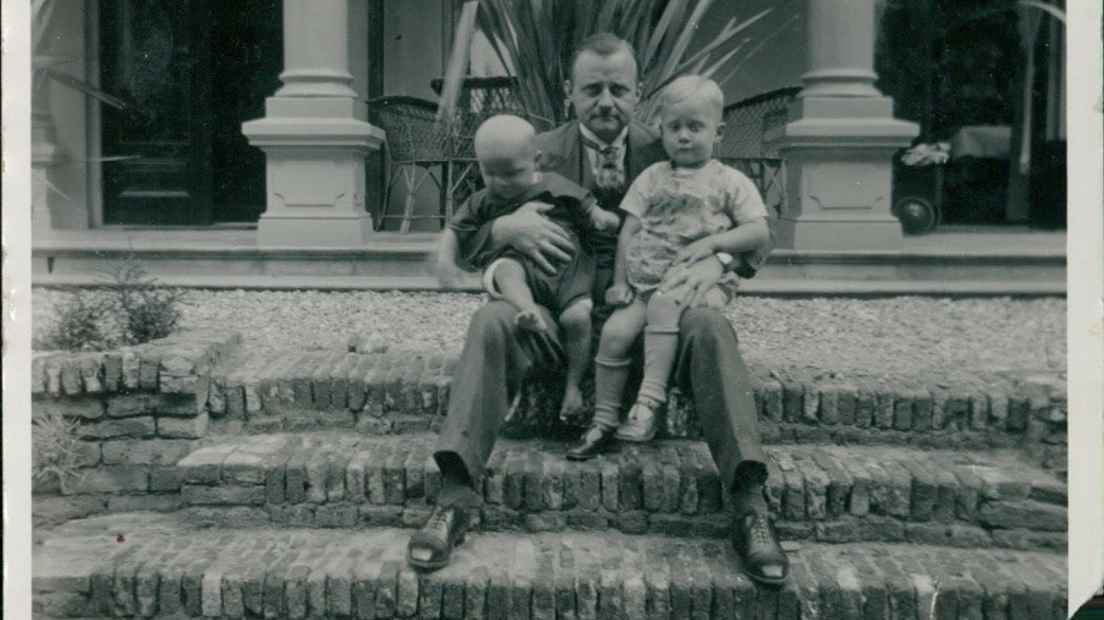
[407,32,789,587]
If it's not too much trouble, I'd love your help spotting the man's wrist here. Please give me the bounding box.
[715,252,734,270]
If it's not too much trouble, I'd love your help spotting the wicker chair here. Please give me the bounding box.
[366,96,456,232]
[717,86,802,218]
[369,81,551,232]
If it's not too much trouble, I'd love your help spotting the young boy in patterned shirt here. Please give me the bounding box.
[436,114,620,420]
[591,75,770,443]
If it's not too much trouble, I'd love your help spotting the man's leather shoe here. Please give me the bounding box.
[566,424,617,461]
[731,509,789,586]
[407,504,469,571]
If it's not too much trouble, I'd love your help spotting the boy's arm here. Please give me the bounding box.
[580,194,621,232]
[435,228,466,288]
[681,218,771,261]
[681,168,773,275]
[449,195,502,270]
[604,214,640,306]
[612,214,641,286]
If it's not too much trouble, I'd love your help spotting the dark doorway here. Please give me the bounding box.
[99,0,282,225]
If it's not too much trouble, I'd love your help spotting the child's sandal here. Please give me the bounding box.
[615,396,662,442]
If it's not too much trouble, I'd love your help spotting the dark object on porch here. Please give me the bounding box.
[942,158,1010,225]
[1029,140,1066,230]
[892,159,942,236]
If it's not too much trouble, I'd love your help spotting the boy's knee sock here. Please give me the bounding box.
[639,294,682,404]
[639,325,679,404]
[592,356,632,429]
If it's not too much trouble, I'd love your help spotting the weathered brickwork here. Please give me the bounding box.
[32,330,240,400]
[32,514,1067,620]
[164,433,1066,550]
[197,350,1067,454]
[31,328,1068,607]
[31,331,240,506]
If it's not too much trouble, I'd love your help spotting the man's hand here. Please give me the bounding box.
[591,208,621,233]
[658,256,724,308]
[604,282,635,307]
[494,201,576,276]
[436,258,465,290]
[675,237,717,266]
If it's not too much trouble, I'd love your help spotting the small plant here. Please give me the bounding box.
[99,252,189,345]
[36,291,113,352]
[32,411,87,495]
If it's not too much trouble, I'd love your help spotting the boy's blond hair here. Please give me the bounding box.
[658,75,725,120]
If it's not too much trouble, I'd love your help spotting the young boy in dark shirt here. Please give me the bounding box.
[437,114,620,419]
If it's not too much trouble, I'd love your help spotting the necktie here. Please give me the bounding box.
[580,134,625,192]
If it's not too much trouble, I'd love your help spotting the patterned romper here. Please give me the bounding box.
[619,159,769,304]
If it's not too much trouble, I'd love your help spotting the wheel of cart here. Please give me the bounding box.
[893,194,941,235]
[892,141,949,235]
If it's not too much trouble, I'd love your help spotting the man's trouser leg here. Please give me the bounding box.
[673,307,767,498]
[434,300,562,505]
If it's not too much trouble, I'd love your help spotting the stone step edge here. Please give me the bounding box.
[31,330,242,399]
[164,435,1067,547]
[199,349,1067,443]
[31,271,1069,297]
[32,514,1068,620]
[32,494,1066,556]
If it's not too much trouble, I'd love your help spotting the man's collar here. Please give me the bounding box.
[579,123,628,150]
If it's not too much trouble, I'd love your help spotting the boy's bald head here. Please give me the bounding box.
[474,114,538,161]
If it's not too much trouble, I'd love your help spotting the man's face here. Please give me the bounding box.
[567,49,639,143]
[659,97,723,168]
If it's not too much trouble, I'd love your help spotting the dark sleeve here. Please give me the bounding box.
[448,195,500,270]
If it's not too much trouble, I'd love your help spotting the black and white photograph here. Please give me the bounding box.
[6,0,1098,617]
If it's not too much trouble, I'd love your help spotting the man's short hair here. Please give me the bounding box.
[569,32,638,79]
[657,74,725,120]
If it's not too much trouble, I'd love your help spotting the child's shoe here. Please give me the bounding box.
[615,395,661,442]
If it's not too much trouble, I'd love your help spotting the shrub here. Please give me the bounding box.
[35,254,188,351]
[32,411,87,495]
[35,292,113,352]
[100,253,189,345]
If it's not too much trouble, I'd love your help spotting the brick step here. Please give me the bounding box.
[33,511,1067,620]
[203,349,1067,456]
[160,432,1066,550]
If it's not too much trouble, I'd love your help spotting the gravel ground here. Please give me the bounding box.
[32,288,1065,379]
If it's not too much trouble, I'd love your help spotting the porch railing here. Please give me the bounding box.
[716,86,801,219]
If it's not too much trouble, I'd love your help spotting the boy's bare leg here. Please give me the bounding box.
[493,259,547,332]
[557,298,593,422]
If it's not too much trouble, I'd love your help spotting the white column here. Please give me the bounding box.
[768,0,919,251]
[800,0,881,98]
[32,57,66,237]
[243,0,384,247]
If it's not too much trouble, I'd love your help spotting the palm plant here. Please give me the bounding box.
[33,0,127,112]
[438,0,799,128]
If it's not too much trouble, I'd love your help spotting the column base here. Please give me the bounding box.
[771,103,918,252]
[775,214,903,251]
[243,107,384,249]
[257,213,375,247]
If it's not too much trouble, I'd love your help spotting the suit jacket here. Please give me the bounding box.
[457,119,772,277]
